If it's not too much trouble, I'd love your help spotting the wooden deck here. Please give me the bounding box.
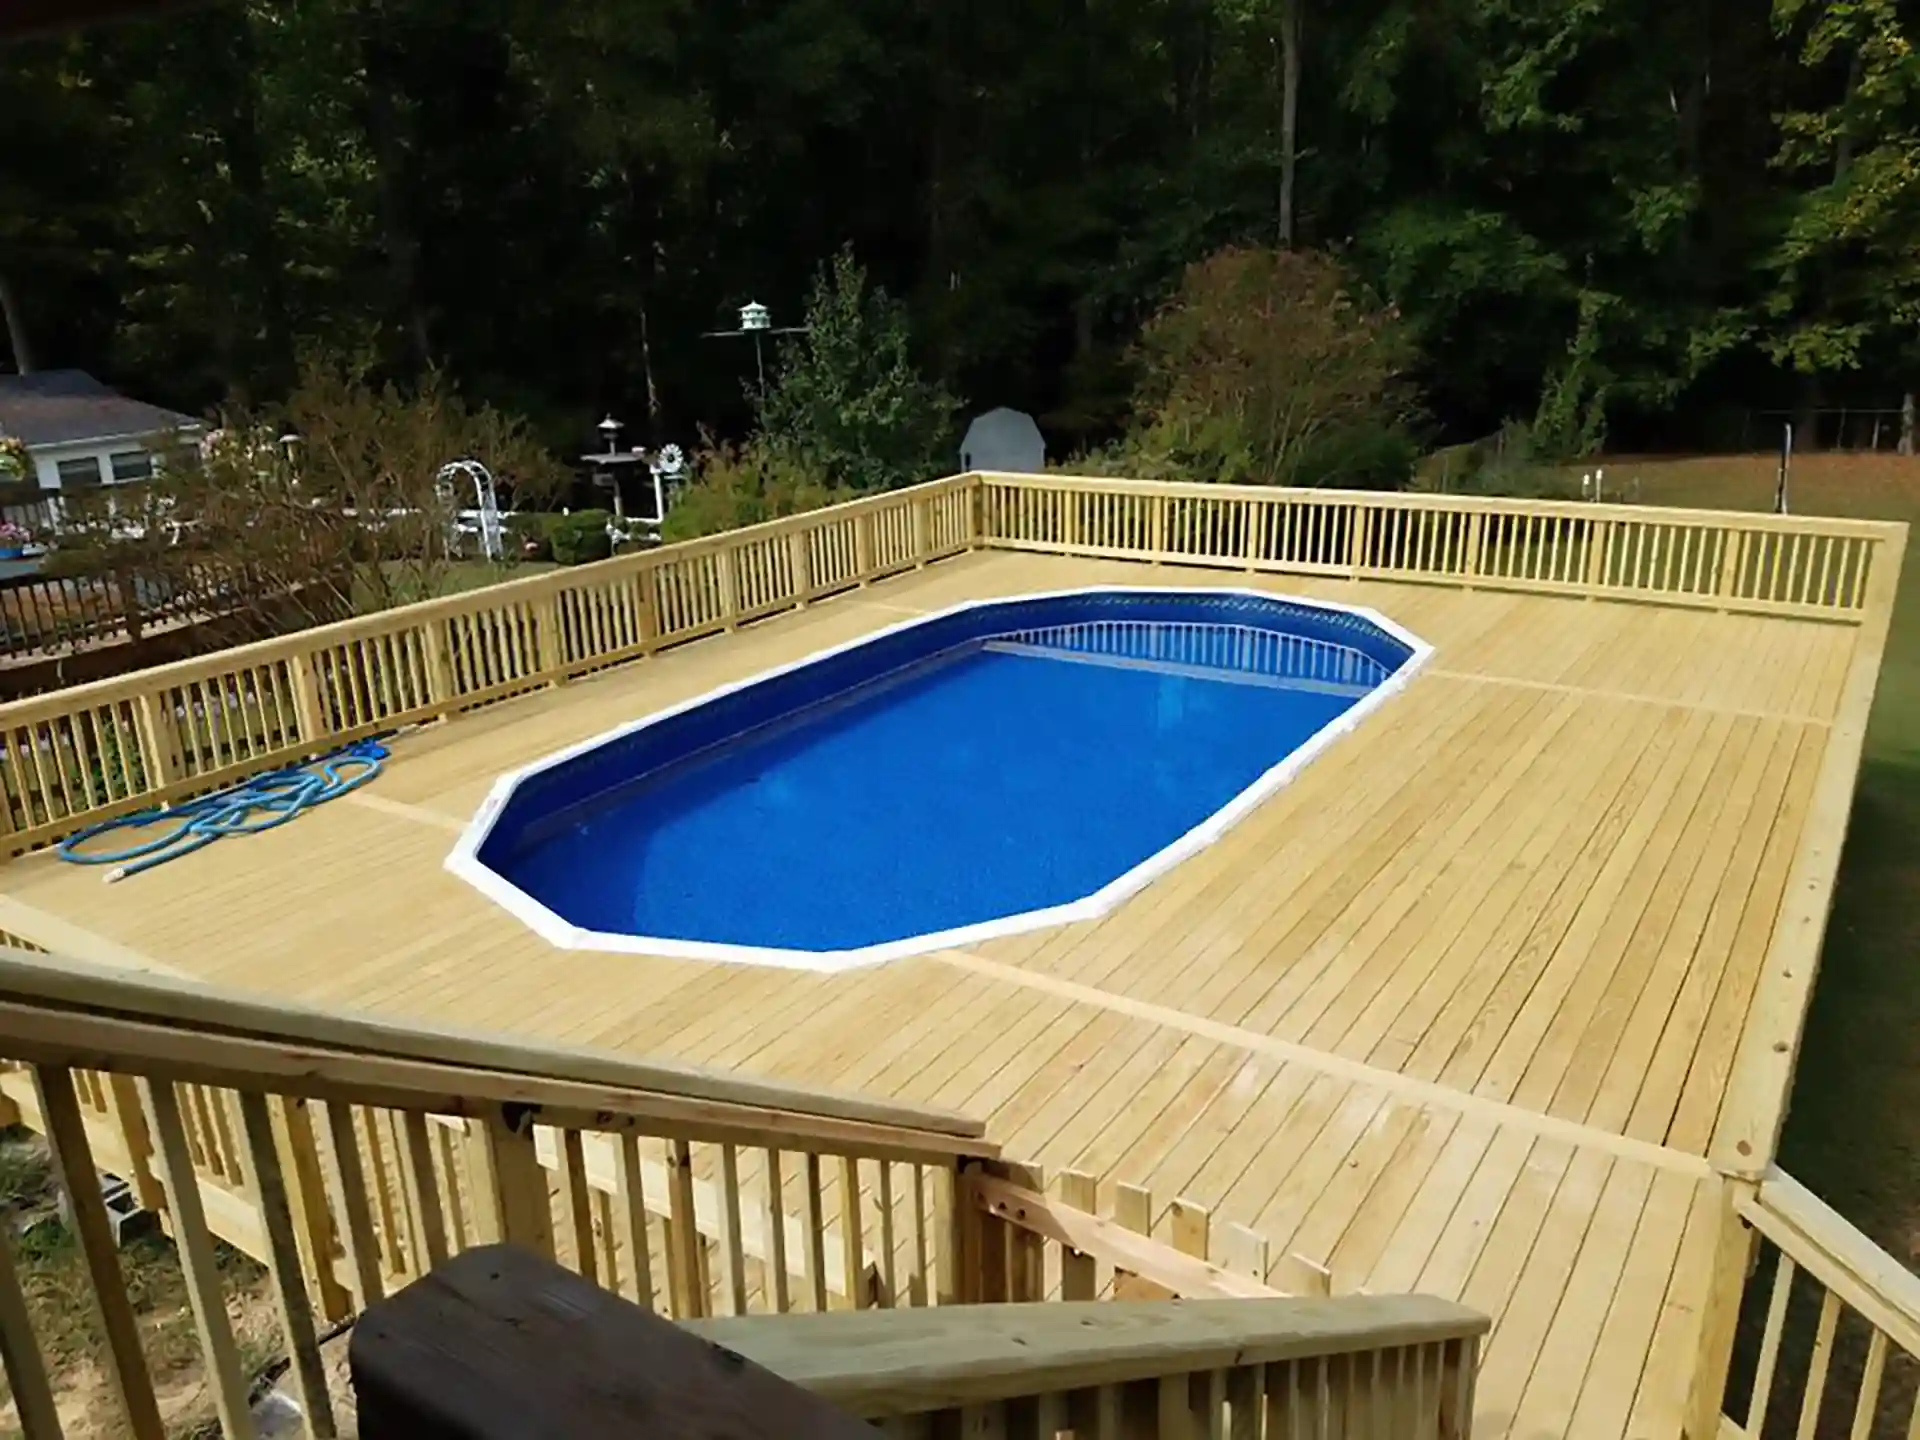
[0,550,1873,1439]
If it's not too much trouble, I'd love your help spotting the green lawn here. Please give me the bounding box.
[1611,454,1920,1266]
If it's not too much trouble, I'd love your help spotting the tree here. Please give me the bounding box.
[1122,245,1419,486]
[51,356,568,643]
[753,249,962,493]
[1763,0,1920,385]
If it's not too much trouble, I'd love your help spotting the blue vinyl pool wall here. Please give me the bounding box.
[473,589,1416,874]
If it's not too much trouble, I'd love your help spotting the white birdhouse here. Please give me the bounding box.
[738,302,772,333]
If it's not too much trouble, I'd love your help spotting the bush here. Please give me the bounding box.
[546,509,614,565]
[506,512,553,561]
[1129,245,1421,487]
[661,440,842,543]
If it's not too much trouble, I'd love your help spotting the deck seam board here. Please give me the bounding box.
[933,946,1708,1175]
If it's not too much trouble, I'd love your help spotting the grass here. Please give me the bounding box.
[0,1128,280,1439]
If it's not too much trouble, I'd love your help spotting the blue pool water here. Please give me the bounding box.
[458,589,1421,960]
[501,645,1356,950]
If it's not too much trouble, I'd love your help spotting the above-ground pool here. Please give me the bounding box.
[447,588,1430,969]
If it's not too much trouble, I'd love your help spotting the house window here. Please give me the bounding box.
[56,457,103,489]
[109,450,154,483]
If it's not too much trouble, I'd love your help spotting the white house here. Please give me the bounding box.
[0,370,200,503]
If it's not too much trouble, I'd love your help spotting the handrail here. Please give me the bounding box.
[983,470,1900,538]
[687,1297,1487,1427]
[0,472,977,852]
[1706,1166,1920,1440]
[975,469,1906,622]
[0,947,987,1142]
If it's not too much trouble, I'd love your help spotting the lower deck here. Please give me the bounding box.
[0,550,1864,1439]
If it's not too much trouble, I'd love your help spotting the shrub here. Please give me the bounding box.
[505,512,553,562]
[546,509,614,565]
[1129,246,1421,487]
[661,440,842,543]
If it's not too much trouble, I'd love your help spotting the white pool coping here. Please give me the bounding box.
[444,586,1433,972]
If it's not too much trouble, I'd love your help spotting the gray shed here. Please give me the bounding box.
[959,407,1045,474]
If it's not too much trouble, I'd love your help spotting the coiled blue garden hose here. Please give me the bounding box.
[57,738,390,881]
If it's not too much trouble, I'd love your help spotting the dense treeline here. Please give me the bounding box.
[3,0,1917,458]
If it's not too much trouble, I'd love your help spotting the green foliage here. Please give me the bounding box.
[506,512,553,562]
[8,0,1920,457]
[661,441,843,542]
[754,250,962,493]
[546,509,614,565]
[50,353,567,636]
[1123,246,1420,487]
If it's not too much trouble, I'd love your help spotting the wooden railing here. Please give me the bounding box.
[1700,1169,1920,1440]
[0,471,1898,864]
[0,948,994,1437]
[0,949,1493,1437]
[0,475,975,854]
[691,1296,1488,1438]
[976,472,1898,621]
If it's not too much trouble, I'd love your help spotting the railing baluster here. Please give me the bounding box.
[237,1091,338,1436]
[139,1078,255,1438]
[0,1205,66,1440]
[1796,1288,1842,1440]
[555,1126,595,1285]
[718,1143,749,1315]
[33,1065,165,1438]
[616,1134,655,1310]
[1748,1250,1795,1436]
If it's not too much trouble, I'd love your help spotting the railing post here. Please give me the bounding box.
[855,511,875,585]
[787,528,814,607]
[468,1109,554,1262]
[1466,511,1486,583]
[635,567,662,651]
[1685,1174,1758,1440]
[131,687,182,794]
[1585,518,1611,593]
[288,648,329,748]
[912,496,932,567]
[421,617,457,709]
[1151,492,1169,561]
[535,592,567,681]
[270,1095,355,1324]
[1349,504,1373,579]
[719,547,742,629]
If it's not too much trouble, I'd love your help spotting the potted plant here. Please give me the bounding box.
[0,519,32,560]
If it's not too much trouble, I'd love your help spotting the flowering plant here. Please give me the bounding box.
[0,436,28,481]
[0,520,33,546]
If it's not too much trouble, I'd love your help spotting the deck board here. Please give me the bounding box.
[0,549,1872,1440]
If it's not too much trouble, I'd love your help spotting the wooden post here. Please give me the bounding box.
[1151,493,1169,562]
[288,649,328,747]
[788,530,813,607]
[855,512,875,585]
[140,1078,254,1438]
[237,1092,339,1436]
[934,1161,971,1306]
[421,617,458,709]
[468,1111,553,1261]
[719,548,742,630]
[1349,506,1373,578]
[1003,1163,1046,1303]
[911,497,932,568]
[535,593,567,683]
[1685,1177,1757,1440]
[269,1096,353,1324]
[130,689,182,793]
[1056,1170,1097,1302]
[102,1071,164,1212]
[35,1066,165,1439]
